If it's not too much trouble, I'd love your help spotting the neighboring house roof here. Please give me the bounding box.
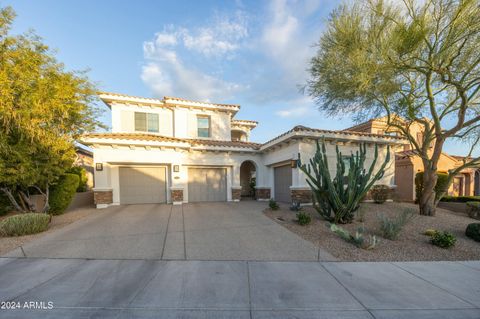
[99,91,241,115]
[82,133,261,150]
[75,145,93,157]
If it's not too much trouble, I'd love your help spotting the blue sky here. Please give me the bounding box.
[3,0,476,155]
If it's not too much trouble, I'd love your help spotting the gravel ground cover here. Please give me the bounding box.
[264,202,480,261]
[0,207,96,256]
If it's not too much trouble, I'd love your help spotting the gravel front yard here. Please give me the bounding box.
[265,202,480,261]
[0,207,96,256]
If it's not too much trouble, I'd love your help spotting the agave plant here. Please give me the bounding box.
[299,139,390,224]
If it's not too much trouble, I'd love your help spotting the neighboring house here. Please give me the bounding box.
[80,92,406,208]
[345,116,479,201]
[75,145,94,190]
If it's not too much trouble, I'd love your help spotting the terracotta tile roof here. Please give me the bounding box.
[81,133,261,150]
[190,139,261,149]
[395,149,419,159]
[163,96,240,108]
[98,91,163,103]
[83,132,185,143]
[263,125,407,146]
[231,119,258,125]
[98,92,240,110]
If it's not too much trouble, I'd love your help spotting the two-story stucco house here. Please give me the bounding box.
[80,92,407,208]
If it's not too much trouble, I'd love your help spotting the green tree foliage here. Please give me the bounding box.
[299,140,390,224]
[307,0,480,216]
[67,166,88,192]
[49,174,79,215]
[0,6,103,212]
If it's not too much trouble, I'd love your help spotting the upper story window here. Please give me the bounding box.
[135,112,159,133]
[197,116,210,138]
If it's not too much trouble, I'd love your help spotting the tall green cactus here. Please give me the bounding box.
[299,139,390,224]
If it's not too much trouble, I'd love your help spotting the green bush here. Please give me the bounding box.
[49,173,79,215]
[67,166,88,192]
[0,213,50,236]
[377,208,416,240]
[269,199,279,210]
[370,185,390,204]
[465,223,480,242]
[441,196,480,203]
[296,211,311,225]
[0,194,13,216]
[431,231,456,248]
[415,172,449,203]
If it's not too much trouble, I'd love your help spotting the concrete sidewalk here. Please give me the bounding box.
[0,258,479,318]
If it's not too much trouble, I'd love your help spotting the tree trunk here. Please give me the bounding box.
[419,168,437,216]
[0,187,25,213]
[42,185,50,213]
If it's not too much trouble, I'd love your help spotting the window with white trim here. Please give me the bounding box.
[135,112,159,133]
[197,116,210,138]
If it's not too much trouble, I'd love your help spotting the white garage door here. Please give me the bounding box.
[188,168,227,202]
[274,164,292,203]
[119,167,166,204]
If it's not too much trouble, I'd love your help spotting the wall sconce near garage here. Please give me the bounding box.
[173,165,180,172]
[291,153,301,168]
[290,159,298,168]
[96,163,103,171]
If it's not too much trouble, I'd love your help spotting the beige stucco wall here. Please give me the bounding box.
[110,102,232,141]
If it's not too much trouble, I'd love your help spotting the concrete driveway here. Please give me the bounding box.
[4,201,331,261]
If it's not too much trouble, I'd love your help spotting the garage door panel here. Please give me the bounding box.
[119,167,166,204]
[188,168,227,202]
[274,165,292,203]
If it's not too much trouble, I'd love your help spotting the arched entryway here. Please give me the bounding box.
[240,160,256,199]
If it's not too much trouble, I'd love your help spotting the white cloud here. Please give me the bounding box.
[261,0,323,84]
[141,12,247,101]
[182,12,248,57]
[275,96,315,117]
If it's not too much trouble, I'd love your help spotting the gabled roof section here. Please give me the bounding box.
[98,92,241,114]
[262,125,407,148]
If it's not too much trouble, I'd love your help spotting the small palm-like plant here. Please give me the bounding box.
[300,139,390,224]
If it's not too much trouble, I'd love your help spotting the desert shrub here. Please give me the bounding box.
[377,208,416,240]
[465,223,480,242]
[296,212,311,225]
[415,172,449,203]
[370,185,390,204]
[431,231,456,248]
[49,173,79,215]
[356,206,367,222]
[441,196,480,202]
[0,213,50,236]
[290,201,302,211]
[466,202,480,220]
[424,229,437,236]
[269,199,279,210]
[330,224,378,249]
[67,166,88,192]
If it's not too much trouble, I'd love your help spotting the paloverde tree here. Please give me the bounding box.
[307,0,480,216]
[0,6,103,212]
